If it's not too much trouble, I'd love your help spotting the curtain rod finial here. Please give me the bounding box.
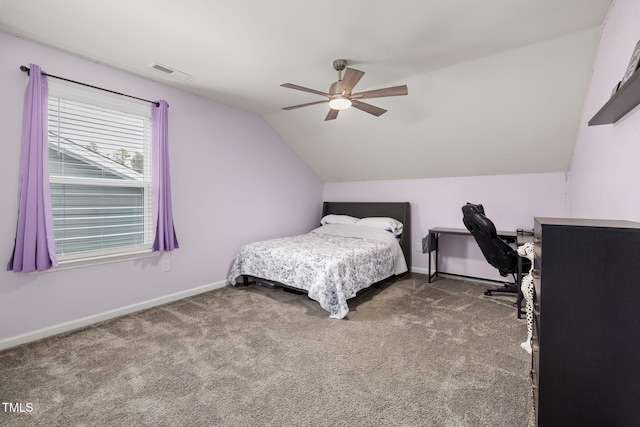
[20,65,30,73]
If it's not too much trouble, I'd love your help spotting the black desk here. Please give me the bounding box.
[425,227,532,318]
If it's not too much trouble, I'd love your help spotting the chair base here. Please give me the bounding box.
[484,282,526,314]
[484,283,518,296]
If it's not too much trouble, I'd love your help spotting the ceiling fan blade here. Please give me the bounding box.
[351,100,387,117]
[340,68,365,94]
[325,109,339,121]
[281,83,329,97]
[282,100,329,110]
[351,85,408,99]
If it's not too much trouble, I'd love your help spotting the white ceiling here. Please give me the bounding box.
[0,0,613,182]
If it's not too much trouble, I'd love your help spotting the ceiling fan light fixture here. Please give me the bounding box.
[329,96,352,110]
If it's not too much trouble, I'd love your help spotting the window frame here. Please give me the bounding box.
[47,82,155,267]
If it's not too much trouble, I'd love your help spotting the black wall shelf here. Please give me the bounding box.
[589,69,640,126]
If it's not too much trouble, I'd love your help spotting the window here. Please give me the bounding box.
[47,83,153,263]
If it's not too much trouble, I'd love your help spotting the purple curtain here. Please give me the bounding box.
[152,100,179,251]
[7,64,58,272]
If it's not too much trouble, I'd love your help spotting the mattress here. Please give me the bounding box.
[228,223,408,318]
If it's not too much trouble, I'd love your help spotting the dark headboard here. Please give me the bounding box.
[322,201,411,270]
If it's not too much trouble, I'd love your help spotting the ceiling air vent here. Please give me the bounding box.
[149,63,194,82]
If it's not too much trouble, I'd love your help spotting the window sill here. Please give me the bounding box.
[40,249,160,273]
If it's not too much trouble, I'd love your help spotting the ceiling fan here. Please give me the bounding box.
[281,59,408,121]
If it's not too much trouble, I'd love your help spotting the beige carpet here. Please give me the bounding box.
[0,274,534,426]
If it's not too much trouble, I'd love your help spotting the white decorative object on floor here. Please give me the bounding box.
[518,242,535,354]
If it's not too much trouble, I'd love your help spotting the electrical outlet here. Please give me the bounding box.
[161,259,171,272]
[415,242,421,252]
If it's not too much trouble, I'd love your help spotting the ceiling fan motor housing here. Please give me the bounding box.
[329,80,348,96]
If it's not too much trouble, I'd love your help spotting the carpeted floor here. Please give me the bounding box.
[0,274,534,426]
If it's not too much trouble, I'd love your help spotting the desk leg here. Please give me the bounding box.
[428,232,438,283]
[435,234,439,279]
[428,244,432,283]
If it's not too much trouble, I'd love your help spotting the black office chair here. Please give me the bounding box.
[461,203,531,297]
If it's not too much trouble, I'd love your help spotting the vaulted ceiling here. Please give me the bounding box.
[0,0,613,182]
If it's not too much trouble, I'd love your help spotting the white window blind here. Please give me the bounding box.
[47,83,153,262]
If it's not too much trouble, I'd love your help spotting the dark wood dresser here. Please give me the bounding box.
[532,218,640,426]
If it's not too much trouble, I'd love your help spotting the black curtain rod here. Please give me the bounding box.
[20,65,160,107]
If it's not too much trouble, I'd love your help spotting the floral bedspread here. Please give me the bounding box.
[228,224,408,319]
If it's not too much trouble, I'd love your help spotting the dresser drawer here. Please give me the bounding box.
[531,335,539,373]
[532,380,539,426]
[531,329,540,425]
[532,269,541,300]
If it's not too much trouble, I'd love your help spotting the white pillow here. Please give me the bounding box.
[356,217,404,236]
[320,214,360,225]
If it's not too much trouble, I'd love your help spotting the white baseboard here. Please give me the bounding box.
[0,280,229,351]
[411,266,429,275]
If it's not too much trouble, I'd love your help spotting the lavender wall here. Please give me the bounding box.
[324,172,567,280]
[4,4,624,344]
[0,33,322,342]
[569,0,640,221]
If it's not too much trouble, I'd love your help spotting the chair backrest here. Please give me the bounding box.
[461,203,517,277]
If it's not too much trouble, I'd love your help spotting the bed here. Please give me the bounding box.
[228,202,411,319]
